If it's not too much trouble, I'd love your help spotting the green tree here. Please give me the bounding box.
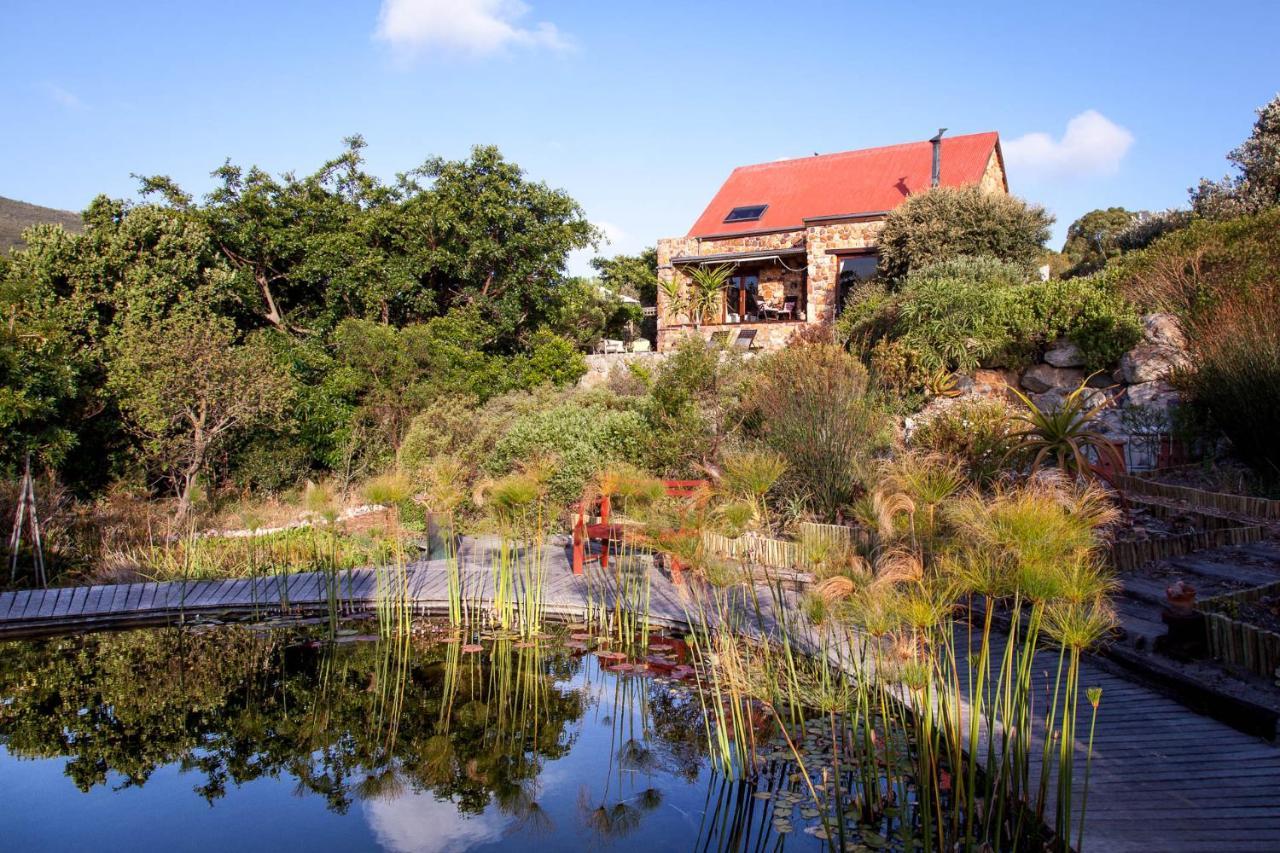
[876,186,1053,281]
[0,268,80,471]
[591,247,658,305]
[399,144,598,344]
[1191,93,1280,219]
[545,277,642,349]
[108,314,293,516]
[1061,207,1138,276]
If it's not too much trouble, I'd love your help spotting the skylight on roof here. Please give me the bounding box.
[724,204,767,223]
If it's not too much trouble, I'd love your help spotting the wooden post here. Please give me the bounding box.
[8,455,46,588]
[599,494,611,571]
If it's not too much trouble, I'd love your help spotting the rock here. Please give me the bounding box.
[1029,389,1068,412]
[1142,313,1185,349]
[969,368,1019,400]
[1043,339,1086,368]
[1125,380,1180,413]
[1118,313,1190,384]
[1119,343,1188,384]
[1020,364,1086,394]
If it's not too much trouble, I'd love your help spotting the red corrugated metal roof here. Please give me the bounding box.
[687,132,1002,238]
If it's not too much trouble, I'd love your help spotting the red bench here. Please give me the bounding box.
[571,480,708,576]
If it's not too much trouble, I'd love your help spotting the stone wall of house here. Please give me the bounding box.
[979,148,1007,194]
[803,219,885,323]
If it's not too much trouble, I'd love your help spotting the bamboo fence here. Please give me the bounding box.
[700,530,802,569]
[1114,474,1280,521]
[1107,526,1264,572]
[1200,580,1280,679]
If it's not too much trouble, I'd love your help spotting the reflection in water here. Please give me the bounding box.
[0,622,828,851]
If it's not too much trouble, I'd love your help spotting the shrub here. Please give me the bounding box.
[486,401,649,506]
[1032,272,1143,369]
[1112,208,1280,316]
[843,258,1139,387]
[642,336,750,475]
[876,186,1054,281]
[748,343,889,520]
[910,398,1017,484]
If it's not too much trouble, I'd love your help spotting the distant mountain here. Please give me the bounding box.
[0,196,83,252]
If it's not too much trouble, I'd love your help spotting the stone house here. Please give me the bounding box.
[656,131,1008,351]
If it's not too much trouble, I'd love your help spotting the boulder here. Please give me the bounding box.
[1119,343,1188,384]
[1124,380,1180,413]
[969,368,1019,400]
[1043,339,1086,368]
[1020,364,1086,394]
[1118,313,1190,384]
[1142,312,1185,349]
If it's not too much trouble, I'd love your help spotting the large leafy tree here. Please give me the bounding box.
[136,140,597,343]
[591,247,658,305]
[1061,207,1138,276]
[1192,93,1280,219]
[398,144,598,344]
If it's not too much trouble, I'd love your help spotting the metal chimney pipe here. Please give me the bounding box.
[930,128,947,187]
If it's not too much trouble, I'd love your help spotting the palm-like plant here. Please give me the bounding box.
[687,264,733,325]
[1004,378,1122,478]
[657,275,686,324]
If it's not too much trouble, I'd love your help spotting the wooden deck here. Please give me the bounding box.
[1,541,1279,852]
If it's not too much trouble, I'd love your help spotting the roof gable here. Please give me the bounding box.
[687,132,1002,238]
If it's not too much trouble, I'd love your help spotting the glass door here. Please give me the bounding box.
[726,272,759,323]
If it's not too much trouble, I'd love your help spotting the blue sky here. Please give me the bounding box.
[3,1,1277,274]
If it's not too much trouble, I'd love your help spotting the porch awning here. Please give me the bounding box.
[670,246,807,266]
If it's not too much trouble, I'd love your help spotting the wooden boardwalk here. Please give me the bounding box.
[1,541,1279,851]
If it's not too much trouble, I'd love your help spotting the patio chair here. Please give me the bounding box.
[777,300,795,321]
[629,338,651,353]
[599,338,625,354]
[709,330,731,347]
[733,329,759,350]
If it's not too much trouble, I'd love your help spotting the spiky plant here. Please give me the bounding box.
[719,448,788,531]
[687,263,733,325]
[1004,379,1122,478]
[657,275,686,324]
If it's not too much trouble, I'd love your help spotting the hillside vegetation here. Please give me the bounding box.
[0,196,82,251]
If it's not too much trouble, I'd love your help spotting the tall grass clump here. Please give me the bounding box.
[677,456,1119,852]
[748,342,888,520]
[1174,278,1280,478]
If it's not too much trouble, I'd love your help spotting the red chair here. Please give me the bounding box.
[571,480,708,576]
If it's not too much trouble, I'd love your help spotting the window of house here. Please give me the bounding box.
[724,204,767,223]
[836,253,878,314]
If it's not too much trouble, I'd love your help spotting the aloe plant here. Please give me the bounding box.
[687,264,733,325]
[1005,378,1123,478]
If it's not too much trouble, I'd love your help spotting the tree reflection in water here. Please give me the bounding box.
[0,623,829,851]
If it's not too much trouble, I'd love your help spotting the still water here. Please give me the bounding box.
[0,621,828,852]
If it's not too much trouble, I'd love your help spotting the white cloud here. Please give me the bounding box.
[374,0,569,57]
[363,789,509,853]
[41,82,83,110]
[1004,110,1134,181]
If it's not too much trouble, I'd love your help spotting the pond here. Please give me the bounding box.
[0,620,837,852]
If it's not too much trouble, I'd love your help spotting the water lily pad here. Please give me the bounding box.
[461,643,484,653]
[753,791,772,800]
